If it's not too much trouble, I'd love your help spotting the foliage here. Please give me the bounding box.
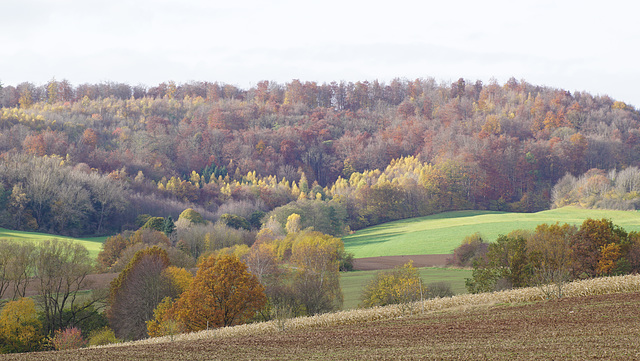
[178,208,206,225]
[360,261,425,307]
[171,254,267,331]
[107,246,177,340]
[87,327,120,346]
[51,327,87,351]
[289,230,344,314]
[448,232,488,267]
[424,281,454,299]
[0,298,44,353]
[163,266,193,294]
[219,213,251,231]
[142,217,166,232]
[570,218,627,278]
[146,297,182,338]
[1,78,640,238]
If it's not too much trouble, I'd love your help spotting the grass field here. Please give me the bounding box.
[0,228,107,259]
[340,267,472,309]
[343,206,640,258]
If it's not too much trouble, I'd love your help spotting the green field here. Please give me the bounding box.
[340,267,472,309]
[0,228,107,259]
[343,206,640,258]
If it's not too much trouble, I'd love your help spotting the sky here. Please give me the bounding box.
[2,0,639,106]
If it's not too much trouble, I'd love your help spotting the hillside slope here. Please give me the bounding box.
[343,206,640,258]
[8,291,640,360]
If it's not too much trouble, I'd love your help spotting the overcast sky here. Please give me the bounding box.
[2,0,639,106]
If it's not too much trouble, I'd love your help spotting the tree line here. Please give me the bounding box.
[455,218,640,296]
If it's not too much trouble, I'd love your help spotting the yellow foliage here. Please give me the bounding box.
[0,298,43,352]
[163,266,194,294]
[285,213,302,234]
[598,243,622,275]
[361,261,425,308]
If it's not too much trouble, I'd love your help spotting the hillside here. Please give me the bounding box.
[1,78,640,238]
[343,206,640,258]
[0,228,106,259]
[6,276,640,360]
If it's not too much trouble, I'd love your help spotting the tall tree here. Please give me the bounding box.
[173,254,266,331]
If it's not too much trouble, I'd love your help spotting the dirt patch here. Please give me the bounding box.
[352,254,451,271]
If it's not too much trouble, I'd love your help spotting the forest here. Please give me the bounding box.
[0,77,639,237]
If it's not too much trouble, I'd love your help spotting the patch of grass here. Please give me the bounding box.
[343,206,640,258]
[340,267,472,310]
[0,228,107,259]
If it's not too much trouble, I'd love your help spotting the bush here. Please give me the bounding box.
[448,233,488,267]
[360,261,424,308]
[87,327,120,346]
[51,327,87,351]
[425,282,454,299]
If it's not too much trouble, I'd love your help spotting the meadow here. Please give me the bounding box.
[343,206,640,258]
[0,228,107,259]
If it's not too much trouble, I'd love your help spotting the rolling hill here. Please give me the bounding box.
[343,206,640,258]
[0,228,107,259]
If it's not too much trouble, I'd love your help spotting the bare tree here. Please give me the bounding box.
[34,239,97,335]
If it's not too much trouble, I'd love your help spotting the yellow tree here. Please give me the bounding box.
[290,230,344,314]
[361,260,424,308]
[0,298,43,353]
[173,254,266,331]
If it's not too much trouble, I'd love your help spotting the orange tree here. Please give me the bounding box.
[570,218,627,278]
[172,254,266,331]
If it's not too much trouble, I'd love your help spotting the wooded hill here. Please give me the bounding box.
[0,78,638,236]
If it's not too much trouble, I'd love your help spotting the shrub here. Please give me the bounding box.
[425,282,454,299]
[88,327,120,346]
[361,261,424,307]
[51,327,87,351]
[448,232,488,267]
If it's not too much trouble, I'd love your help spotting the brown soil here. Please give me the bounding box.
[8,292,640,360]
[352,254,451,270]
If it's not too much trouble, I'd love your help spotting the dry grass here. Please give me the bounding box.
[100,273,640,348]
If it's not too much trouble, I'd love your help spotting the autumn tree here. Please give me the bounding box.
[171,254,266,331]
[107,246,177,340]
[34,239,99,336]
[290,230,343,314]
[570,218,626,278]
[0,298,44,353]
[527,223,577,298]
[361,260,424,308]
[466,234,531,293]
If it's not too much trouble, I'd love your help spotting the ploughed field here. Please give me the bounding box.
[9,292,640,360]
